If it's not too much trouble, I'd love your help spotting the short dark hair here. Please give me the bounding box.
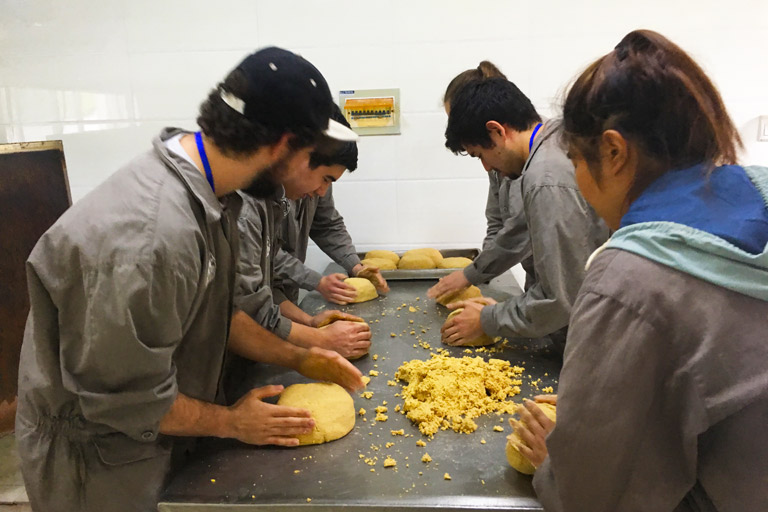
[445,78,541,154]
[443,60,506,106]
[309,106,358,172]
[197,68,318,157]
[563,29,742,201]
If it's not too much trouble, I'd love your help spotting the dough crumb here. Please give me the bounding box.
[395,354,524,435]
[361,376,371,385]
[443,473,451,480]
[480,439,486,444]
[383,456,396,468]
[421,453,432,463]
[376,406,388,413]
[493,426,504,432]
[390,333,396,337]
[391,429,405,436]
[358,408,366,416]
[373,354,379,360]
[369,370,379,377]
[416,440,426,447]
[542,386,554,393]
[361,391,373,399]
[375,413,388,422]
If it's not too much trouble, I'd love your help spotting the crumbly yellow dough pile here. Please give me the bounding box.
[395,354,524,436]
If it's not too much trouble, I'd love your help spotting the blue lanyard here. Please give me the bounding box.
[195,131,216,193]
[529,123,542,152]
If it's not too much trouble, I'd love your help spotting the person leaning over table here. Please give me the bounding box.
[15,47,364,512]
[272,106,389,307]
[514,30,768,512]
[439,78,609,353]
[428,60,534,301]
[235,105,373,361]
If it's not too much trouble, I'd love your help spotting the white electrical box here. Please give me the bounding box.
[338,88,400,136]
[759,116,768,142]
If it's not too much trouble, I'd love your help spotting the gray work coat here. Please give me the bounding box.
[463,171,532,285]
[15,128,242,512]
[480,121,610,340]
[534,248,768,511]
[273,183,361,303]
[234,191,294,339]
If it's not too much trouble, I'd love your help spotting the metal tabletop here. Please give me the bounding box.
[159,267,562,511]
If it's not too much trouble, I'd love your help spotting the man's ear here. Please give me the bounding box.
[485,120,506,145]
[600,130,629,177]
[270,133,294,161]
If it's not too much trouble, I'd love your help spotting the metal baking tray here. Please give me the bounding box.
[358,248,480,280]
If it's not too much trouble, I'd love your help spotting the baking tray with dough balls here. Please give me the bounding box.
[344,277,378,303]
[277,383,355,445]
[354,248,480,280]
[505,403,557,474]
[442,308,495,346]
[435,285,482,306]
[360,257,397,271]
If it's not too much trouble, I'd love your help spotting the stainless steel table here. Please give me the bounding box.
[159,267,562,511]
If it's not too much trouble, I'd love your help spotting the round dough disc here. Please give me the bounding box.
[443,308,494,346]
[438,257,473,269]
[403,248,443,265]
[436,285,482,306]
[364,250,400,265]
[361,257,397,270]
[344,277,378,303]
[505,403,557,474]
[277,383,355,445]
[398,254,436,270]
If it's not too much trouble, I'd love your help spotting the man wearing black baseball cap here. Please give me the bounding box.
[16,47,363,512]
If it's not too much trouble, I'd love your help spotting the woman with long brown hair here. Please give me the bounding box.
[515,30,768,511]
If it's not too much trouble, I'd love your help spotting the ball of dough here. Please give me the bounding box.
[360,257,397,270]
[344,277,378,303]
[364,250,400,265]
[505,403,557,474]
[436,285,482,306]
[438,257,473,269]
[277,383,355,445]
[398,254,436,270]
[403,248,443,265]
[443,309,494,346]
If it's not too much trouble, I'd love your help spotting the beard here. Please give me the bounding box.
[240,155,291,199]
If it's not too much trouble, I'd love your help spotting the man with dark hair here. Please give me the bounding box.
[439,78,609,352]
[273,108,389,307]
[236,106,381,360]
[15,47,364,512]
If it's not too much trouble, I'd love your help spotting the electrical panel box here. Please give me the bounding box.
[339,88,400,136]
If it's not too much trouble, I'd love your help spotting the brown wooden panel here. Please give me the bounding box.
[0,141,71,402]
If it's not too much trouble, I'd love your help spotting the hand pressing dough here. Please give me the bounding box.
[438,257,473,269]
[344,277,378,303]
[505,403,557,474]
[364,250,400,265]
[436,285,482,306]
[317,314,369,360]
[361,257,397,270]
[398,254,436,270]
[442,309,494,346]
[403,248,443,265]
[277,383,355,445]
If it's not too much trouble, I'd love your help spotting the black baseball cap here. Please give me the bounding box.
[219,47,358,142]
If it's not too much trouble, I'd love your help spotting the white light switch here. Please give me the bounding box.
[759,116,768,142]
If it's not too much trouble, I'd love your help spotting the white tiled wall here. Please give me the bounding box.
[2,0,768,280]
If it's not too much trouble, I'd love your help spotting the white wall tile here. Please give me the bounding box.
[123,0,260,53]
[329,180,400,247]
[0,0,126,57]
[394,179,488,246]
[128,50,247,120]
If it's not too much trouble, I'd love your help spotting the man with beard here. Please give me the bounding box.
[15,47,364,512]
[234,107,374,362]
[439,78,609,352]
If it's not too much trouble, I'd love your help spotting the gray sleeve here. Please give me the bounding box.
[309,185,361,274]
[47,260,196,442]
[464,178,530,285]
[479,184,592,338]
[273,247,322,291]
[234,212,292,340]
[533,288,705,511]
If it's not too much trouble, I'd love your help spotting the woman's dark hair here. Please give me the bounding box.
[310,106,358,172]
[563,29,742,200]
[445,78,541,153]
[197,68,318,157]
[443,61,507,106]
